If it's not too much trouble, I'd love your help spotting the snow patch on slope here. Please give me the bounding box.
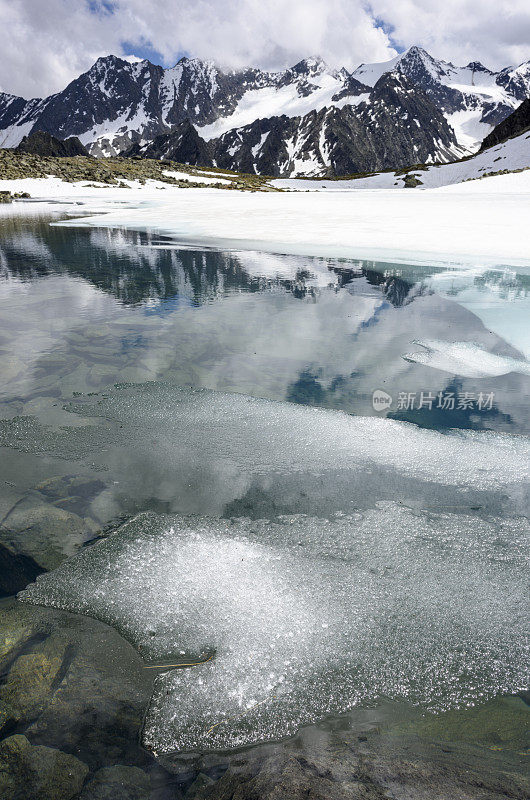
[198,76,368,141]
[162,169,232,185]
[274,130,530,190]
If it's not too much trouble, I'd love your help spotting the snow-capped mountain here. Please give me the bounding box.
[0,46,528,175]
[0,54,360,156]
[0,55,271,155]
[352,47,529,151]
[274,120,530,190]
[134,71,459,176]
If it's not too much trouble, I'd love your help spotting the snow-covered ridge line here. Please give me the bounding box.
[0,45,528,163]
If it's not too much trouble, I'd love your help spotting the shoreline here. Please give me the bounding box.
[1,169,530,271]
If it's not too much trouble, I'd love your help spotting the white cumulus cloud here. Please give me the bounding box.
[0,0,528,99]
[371,0,530,71]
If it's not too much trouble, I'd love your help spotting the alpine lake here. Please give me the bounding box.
[0,207,528,800]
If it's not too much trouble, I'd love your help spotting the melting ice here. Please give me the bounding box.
[402,339,530,378]
[2,384,529,500]
[7,384,529,752]
[20,506,529,754]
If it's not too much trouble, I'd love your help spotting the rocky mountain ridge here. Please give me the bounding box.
[0,46,528,176]
[479,98,530,151]
[132,71,459,176]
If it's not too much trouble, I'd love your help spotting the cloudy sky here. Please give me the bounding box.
[1,0,529,98]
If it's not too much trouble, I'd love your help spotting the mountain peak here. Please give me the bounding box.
[93,54,129,69]
[404,45,430,58]
[176,55,216,70]
[400,45,446,68]
[290,56,328,76]
[465,61,492,73]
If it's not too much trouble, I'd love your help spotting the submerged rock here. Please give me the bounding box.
[186,772,215,796]
[79,765,150,800]
[0,734,88,800]
[169,722,530,800]
[0,601,153,770]
[35,475,107,518]
[35,475,106,503]
[0,544,44,597]
[0,494,98,594]
[0,646,66,734]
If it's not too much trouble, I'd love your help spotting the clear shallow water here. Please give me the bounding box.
[0,212,528,792]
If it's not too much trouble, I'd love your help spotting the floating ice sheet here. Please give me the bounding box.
[20,506,529,754]
[2,383,529,488]
[402,339,530,378]
[1,383,529,519]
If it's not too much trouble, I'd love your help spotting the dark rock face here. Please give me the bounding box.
[331,73,371,102]
[479,98,530,151]
[126,119,214,167]
[212,72,458,176]
[16,131,89,157]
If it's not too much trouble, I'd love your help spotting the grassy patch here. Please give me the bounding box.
[0,151,281,192]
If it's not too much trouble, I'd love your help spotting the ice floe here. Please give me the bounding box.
[402,340,530,377]
[1,385,529,506]
[20,506,529,753]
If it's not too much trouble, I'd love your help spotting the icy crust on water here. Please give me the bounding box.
[402,339,530,378]
[1,384,529,495]
[20,507,529,754]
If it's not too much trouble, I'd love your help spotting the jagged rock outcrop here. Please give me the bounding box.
[16,130,89,157]
[126,118,214,166]
[479,98,530,151]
